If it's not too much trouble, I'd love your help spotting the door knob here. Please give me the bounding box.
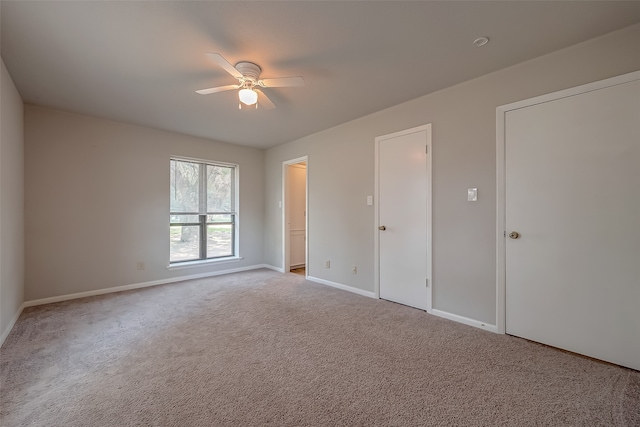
[508,231,520,239]
[379,225,386,231]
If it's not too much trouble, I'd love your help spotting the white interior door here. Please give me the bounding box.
[505,76,640,370]
[377,125,430,310]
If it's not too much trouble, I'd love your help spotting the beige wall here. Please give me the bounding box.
[25,106,265,301]
[1,58,25,340]
[264,24,640,324]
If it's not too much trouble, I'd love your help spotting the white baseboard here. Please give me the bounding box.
[24,264,268,308]
[306,276,376,299]
[1,302,26,348]
[262,264,285,273]
[430,308,499,333]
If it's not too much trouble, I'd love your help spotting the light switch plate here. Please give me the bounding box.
[367,195,373,206]
[468,188,478,202]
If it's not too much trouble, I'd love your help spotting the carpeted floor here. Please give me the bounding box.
[1,269,638,426]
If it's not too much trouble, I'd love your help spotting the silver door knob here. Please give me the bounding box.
[508,231,520,239]
[379,225,386,231]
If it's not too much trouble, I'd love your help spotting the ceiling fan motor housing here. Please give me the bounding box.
[235,62,262,82]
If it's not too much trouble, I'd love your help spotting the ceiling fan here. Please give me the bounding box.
[196,53,304,110]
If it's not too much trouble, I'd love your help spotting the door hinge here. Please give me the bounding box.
[426,278,429,287]
[425,145,428,154]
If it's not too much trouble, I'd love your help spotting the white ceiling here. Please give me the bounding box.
[2,1,640,149]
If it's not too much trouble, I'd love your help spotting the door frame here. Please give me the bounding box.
[374,124,432,312]
[495,70,640,335]
[282,156,309,275]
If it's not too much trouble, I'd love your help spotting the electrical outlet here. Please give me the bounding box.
[136,261,145,270]
[325,260,330,269]
[352,265,357,274]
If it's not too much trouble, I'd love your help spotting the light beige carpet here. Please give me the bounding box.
[1,269,638,426]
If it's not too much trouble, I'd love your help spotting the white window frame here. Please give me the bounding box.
[168,156,240,267]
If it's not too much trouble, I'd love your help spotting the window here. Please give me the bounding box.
[169,158,237,264]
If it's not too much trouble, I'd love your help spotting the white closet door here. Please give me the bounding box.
[505,77,640,370]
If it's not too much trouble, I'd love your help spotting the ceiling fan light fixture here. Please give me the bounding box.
[197,53,303,110]
[239,88,258,105]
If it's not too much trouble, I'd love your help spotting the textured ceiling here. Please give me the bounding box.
[2,1,640,149]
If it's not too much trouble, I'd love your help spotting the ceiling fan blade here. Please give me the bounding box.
[256,89,276,110]
[260,76,305,88]
[195,84,240,95]
[206,53,243,79]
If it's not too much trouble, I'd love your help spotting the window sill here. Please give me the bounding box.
[167,256,244,271]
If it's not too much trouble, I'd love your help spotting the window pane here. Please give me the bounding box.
[207,165,234,212]
[207,214,233,223]
[170,160,200,213]
[207,224,232,258]
[170,225,200,262]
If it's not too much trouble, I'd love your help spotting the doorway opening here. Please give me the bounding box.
[283,156,308,276]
